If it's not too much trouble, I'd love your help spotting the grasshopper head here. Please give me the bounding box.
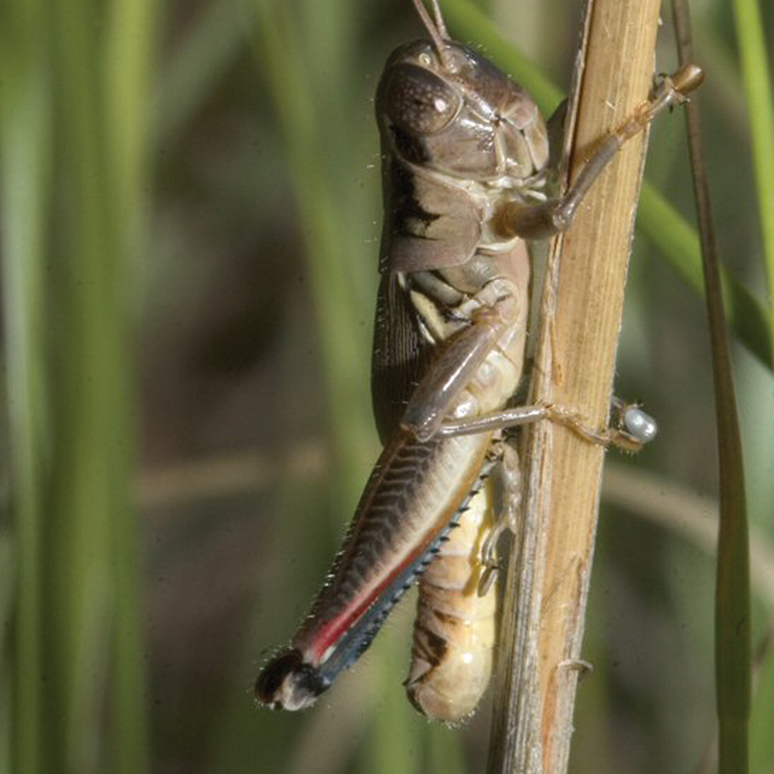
[377,40,549,186]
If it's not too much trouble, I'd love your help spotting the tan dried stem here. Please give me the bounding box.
[488,0,665,772]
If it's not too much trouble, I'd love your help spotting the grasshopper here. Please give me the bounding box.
[255,0,699,718]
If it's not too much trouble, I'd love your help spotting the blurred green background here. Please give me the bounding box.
[1,0,772,772]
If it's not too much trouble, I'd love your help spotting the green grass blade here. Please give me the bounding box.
[48,0,142,769]
[670,4,751,771]
[638,186,772,370]
[730,3,774,771]
[0,5,52,774]
[731,0,774,364]
[103,0,156,768]
[751,640,774,773]
[0,0,153,770]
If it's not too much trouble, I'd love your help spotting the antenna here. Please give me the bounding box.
[410,0,453,66]
[428,0,449,39]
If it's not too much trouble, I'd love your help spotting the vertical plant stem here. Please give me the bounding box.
[49,0,134,768]
[731,0,774,361]
[1,0,153,770]
[672,3,751,772]
[537,2,663,767]
[104,0,157,769]
[489,0,665,771]
[0,3,51,772]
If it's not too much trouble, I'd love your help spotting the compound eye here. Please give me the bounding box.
[383,64,460,136]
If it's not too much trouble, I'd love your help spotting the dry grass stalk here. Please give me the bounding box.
[488,0,666,772]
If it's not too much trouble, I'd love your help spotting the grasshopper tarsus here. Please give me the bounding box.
[541,400,658,453]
